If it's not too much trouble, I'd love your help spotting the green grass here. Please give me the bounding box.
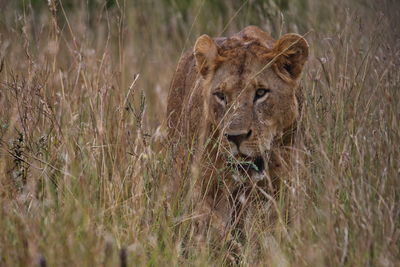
[0,0,399,266]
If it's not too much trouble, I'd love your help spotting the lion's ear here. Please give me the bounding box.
[273,33,309,80]
[194,34,219,77]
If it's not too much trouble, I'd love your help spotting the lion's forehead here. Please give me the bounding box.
[211,46,279,91]
[212,66,283,94]
[219,49,266,74]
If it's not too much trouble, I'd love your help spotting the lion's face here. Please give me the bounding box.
[194,32,308,177]
[208,66,296,167]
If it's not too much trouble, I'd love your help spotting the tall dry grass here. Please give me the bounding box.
[0,0,399,266]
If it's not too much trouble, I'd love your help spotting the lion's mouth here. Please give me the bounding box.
[228,154,265,175]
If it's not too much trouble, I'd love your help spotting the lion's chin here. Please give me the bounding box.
[228,154,265,180]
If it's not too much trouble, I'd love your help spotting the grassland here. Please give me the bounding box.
[0,0,399,266]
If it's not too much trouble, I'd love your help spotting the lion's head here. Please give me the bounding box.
[193,27,309,178]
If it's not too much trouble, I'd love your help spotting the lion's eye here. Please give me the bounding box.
[213,92,226,104]
[254,88,271,102]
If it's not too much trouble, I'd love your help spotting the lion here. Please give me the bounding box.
[166,26,309,246]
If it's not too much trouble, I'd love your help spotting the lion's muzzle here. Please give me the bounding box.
[225,130,252,148]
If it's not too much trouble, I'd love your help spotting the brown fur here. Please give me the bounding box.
[166,26,309,241]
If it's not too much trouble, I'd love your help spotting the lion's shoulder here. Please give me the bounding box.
[166,51,196,135]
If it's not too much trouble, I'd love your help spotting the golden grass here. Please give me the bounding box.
[0,0,399,265]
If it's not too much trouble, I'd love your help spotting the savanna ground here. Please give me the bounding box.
[0,0,399,266]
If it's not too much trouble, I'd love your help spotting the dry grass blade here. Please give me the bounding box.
[0,0,398,266]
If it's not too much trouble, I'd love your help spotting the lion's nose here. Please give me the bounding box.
[225,130,252,147]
